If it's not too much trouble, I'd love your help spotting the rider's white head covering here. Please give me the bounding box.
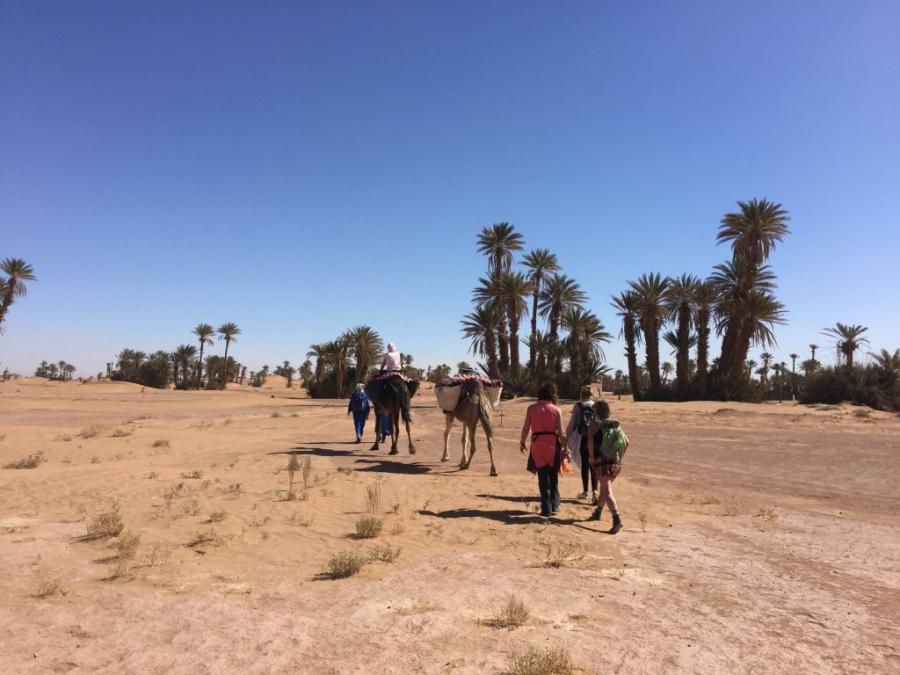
[356,383,365,391]
[387,343,397,352]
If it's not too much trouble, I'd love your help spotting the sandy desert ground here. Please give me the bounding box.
[1,377,899,674]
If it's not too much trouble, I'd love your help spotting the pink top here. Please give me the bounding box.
[528,400,561,469]
[381,351,402,371]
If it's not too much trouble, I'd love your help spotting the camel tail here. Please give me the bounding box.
[477,399,493,435]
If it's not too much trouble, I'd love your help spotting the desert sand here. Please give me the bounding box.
[1,378,899,674]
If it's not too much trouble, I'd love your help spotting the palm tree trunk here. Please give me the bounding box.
[196,343,204,389]
[549,312,560,374]
[528,285,539,367]
[508,308,520,377]
[485,330,499,379]
[643,318,661,396]
[676,306,690,398]
[221,340,230,389]
[497,325,510,376]
[624,324,641,402]
[696,308,710,398]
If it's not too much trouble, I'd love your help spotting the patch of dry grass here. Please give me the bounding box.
[180,470,202,480]
[367,543,401,563]
[110,428,132,438]
[485,595,530,629]
[4,451,45,469]
[34,578,64,598]
[79,426,100,439]
[508,645,576,675]
[326,551,368,579]
[187,528,218,547]
[85,504,124,539]
[355,516,383,539]
[114,531,140,559]
[365,483,382,514]
[152,439,170,449]
[208,510,227,523]
[541,540,583,568]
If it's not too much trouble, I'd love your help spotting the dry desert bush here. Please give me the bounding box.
[508,645,576,675]
[368,543,401,563]
[365,482,382,514]
[486,595,530,629]
[114,531,140,559]
[326,551,368,579]
[188,528,218,547]
[355,516,383,539]
[86,504,124,539]
[152,439,170,449]
[208,510,227,523]
[79,426,100,439]
[4,451,45,469]
[34,578,63,598]
[541,540,583,568]
[181,470,202,480]
[110,429,132,438]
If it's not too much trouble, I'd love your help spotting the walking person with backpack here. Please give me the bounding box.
[519,381,567,518]
[566,385,599,504]
[587,399,630,533]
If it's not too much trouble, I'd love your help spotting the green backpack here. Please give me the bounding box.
[598,420,627,463]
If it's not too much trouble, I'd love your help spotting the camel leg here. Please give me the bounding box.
[441,414,453,462]
[369,404,381,452]
[405,416,416,455]
[463,422,478,469]
[458,424,469,468]
[483,418,498,477]
[389,408,400,455]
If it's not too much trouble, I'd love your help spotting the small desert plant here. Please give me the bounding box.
[110,429,132,438]
[287,455,300,492]
[355,516,383,539]
[224,417,233,425]
[226,482,242,496]
[508,645,575,675]
[90,456,100,464]
[289,413,299,418]
[106,559,131,581]
[541,540,583,568]
[34,578,63,598]
[756,507,777,521]
[326,551,367,579]
[368,543,401,563]
[86,504,124,539]
[487,595,530,629]
[152,439,170,449]
[301,456,312,490]
[79,426,100,439]
[181,470,202,480]
[638,511,648,532]
[4,451,45,469]
[57,435,73,442]
[181,499,201,517]
[188,528,218,547]
[365,482,382,514]
[208,510,227,523]
[391,503,401,514]
[271,411,281,418]
[145,471,159,479]
[336,466,353,475]
[114,531,141,559]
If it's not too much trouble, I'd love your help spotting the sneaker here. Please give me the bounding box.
[590,507,602,521]
[591,491,599,505]
[577,491,588,500]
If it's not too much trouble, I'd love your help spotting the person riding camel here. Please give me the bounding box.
[381,343,402,373]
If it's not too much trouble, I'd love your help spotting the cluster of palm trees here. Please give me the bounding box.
[111,322,243,390]
[0,258,37,334]
[612,199,789,401]
[461,223,611,397]
[306,325,399,398]
[34,360,76,381]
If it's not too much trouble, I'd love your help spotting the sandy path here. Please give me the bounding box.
[1,379,898,673]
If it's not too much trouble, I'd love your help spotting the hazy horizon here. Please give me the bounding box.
[2,1,899,378]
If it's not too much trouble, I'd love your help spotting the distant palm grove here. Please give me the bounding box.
[457,203,899,410]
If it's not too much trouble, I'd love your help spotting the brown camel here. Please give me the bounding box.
[369,379,418,455]
[441,381,497,476]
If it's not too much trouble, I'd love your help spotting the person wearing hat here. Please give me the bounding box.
[347,383,371,443]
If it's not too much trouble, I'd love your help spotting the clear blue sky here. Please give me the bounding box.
[2,1,899,377]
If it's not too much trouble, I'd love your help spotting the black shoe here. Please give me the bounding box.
[590,507,602,521]
[609,515,623,534]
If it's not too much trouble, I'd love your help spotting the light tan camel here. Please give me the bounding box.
[441,382,497,476]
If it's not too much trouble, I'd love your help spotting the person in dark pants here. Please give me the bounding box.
[566,384,598,503]
[379,410,392,442]
[519,381,567,518]
[347,383,370,443]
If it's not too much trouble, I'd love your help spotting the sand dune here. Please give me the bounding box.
[1,380,898,673]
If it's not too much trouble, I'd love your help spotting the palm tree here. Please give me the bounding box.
[476,222,525,275]
[306,343,327,388]
[759,351,773,393]
[629,273,671,397]
[665,274,699,397]
[522,249,560,366]
[661,362,674,383]
[746,359,757,379]
[692,279,716,398]
[822,323,869,368]
[789,352,798,399]
[611,291,643,402]
[327,337,352,398]
[0,258,37,332]
[461,304,502,378]
[192,323,215,389]
[472,276,510,375]
[716,199,790,382]
[808,343,820,375]
[173,344,197,389]
[498,271,531,376]
[345,325,383,381]
[539,274,587,373]
[562,306,611,387]
[217,322,241,388]
[528,329,555,380]
[735,291,786,362]
[871,348,900,386]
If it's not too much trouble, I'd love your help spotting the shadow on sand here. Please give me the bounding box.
[476,493,581,506]
[268,447,355,458]
[418,507,549,525]
[352,458,432,475]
